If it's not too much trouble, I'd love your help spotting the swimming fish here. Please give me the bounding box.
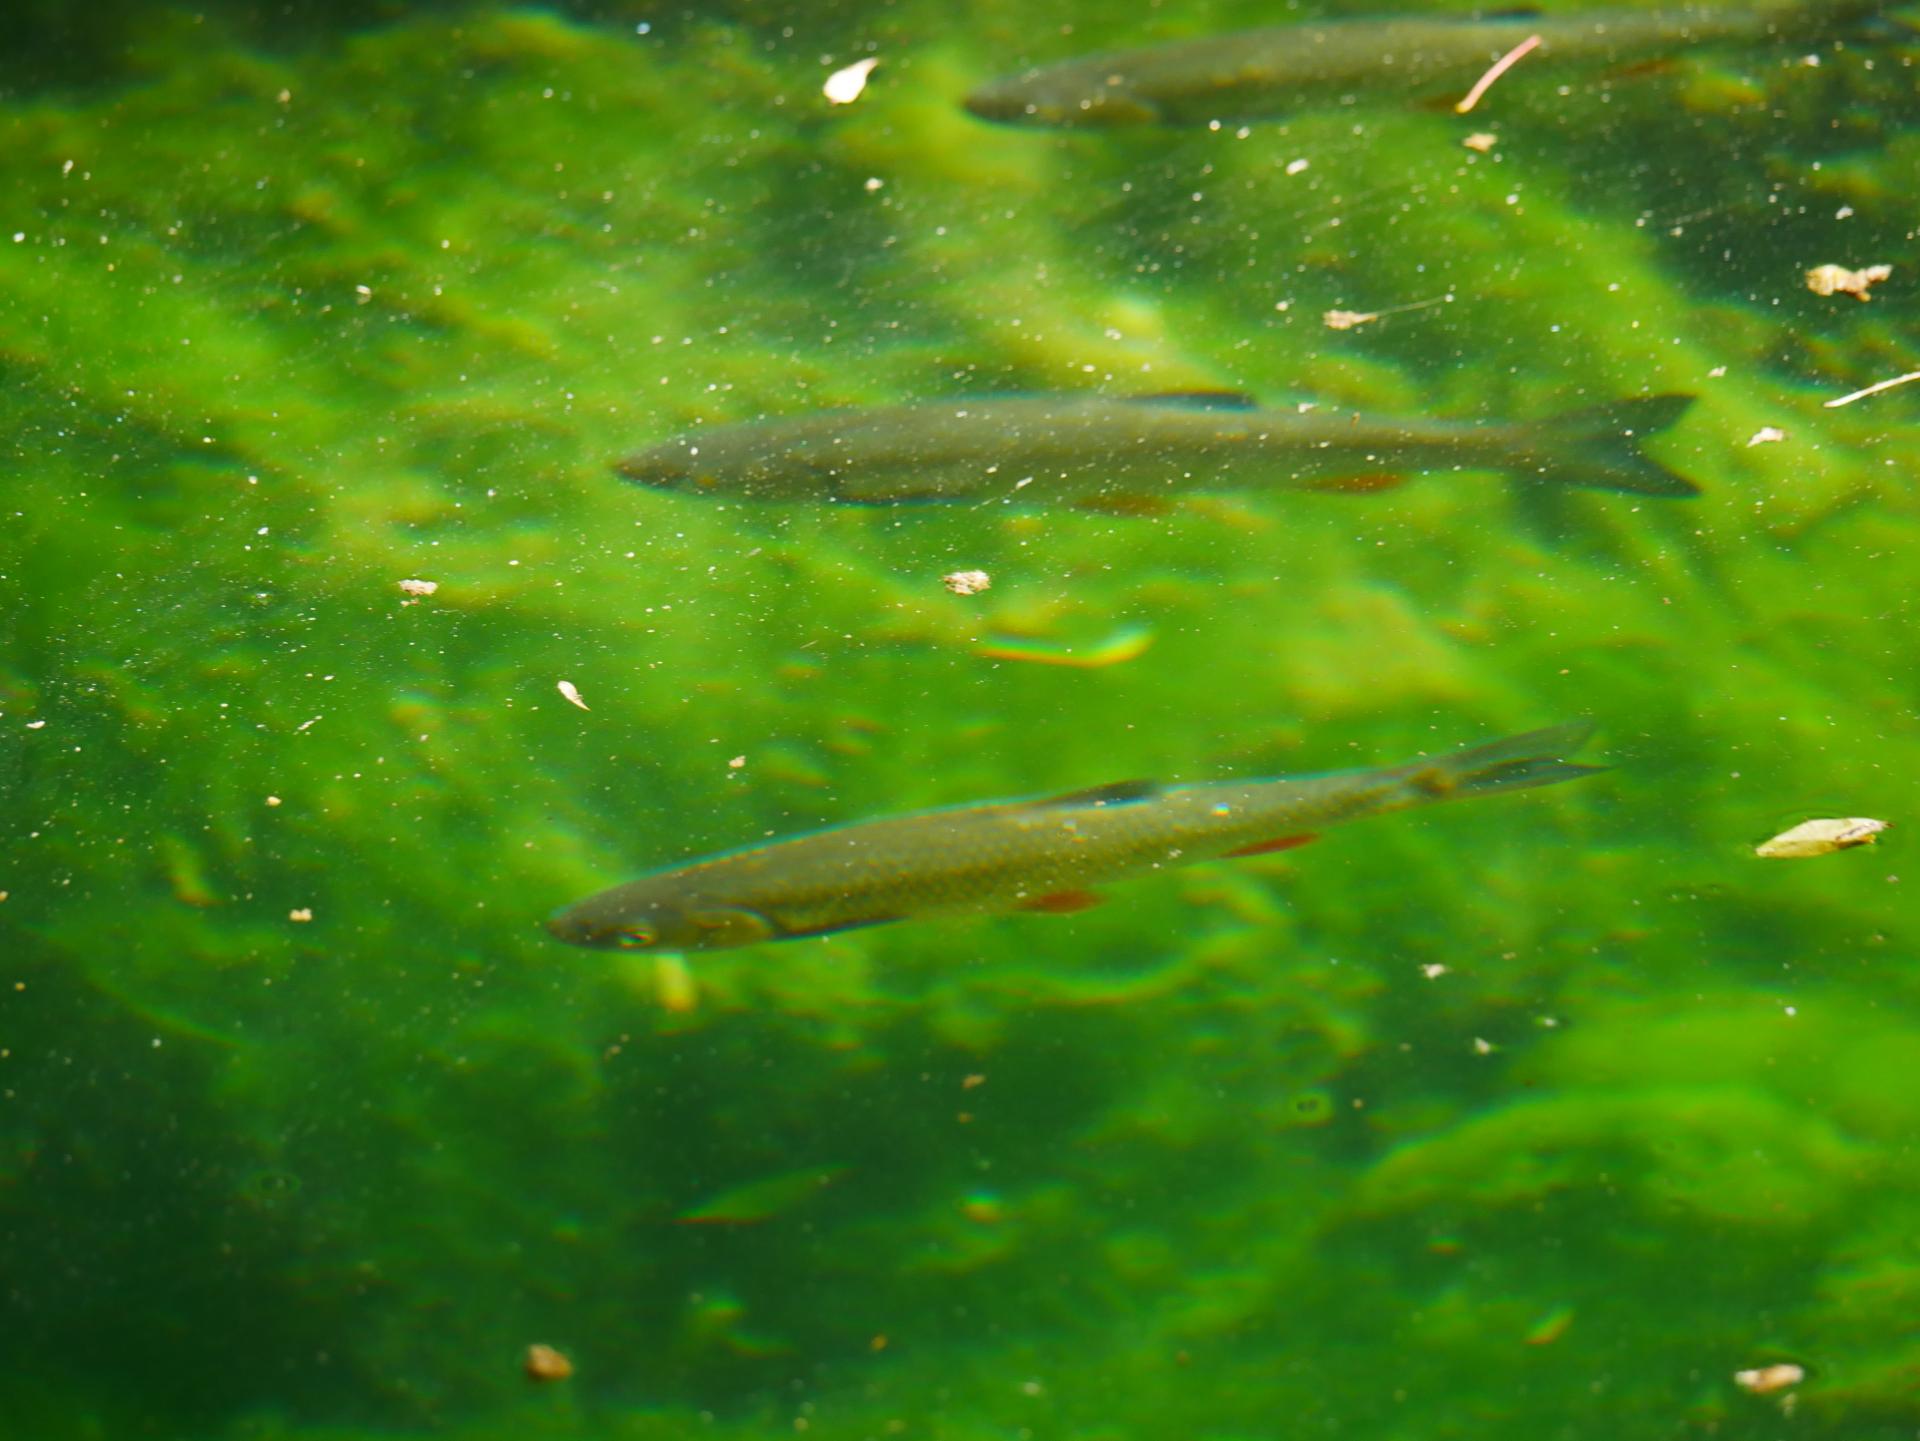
[547,719,1602,954]
[964,3,1878,127]
[618,391,1697,505]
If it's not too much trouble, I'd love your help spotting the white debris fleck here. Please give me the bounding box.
[1284,157,1311,176]
[1755,817,1887,859]
[1746,426,1787,447]
[824,57,880,105]
[728,755,746,769]
[1420,963,1449,979]
[1462,132,1497,152]
[557,680,590,711]
[1734,1363,1805,1395]
[266,795,282,807]
[942,569,992,596]
[289,908,313,923]
[398,577,439,597]
[25,720,46,730]
[1472,1037,1494,1056]
[1805,261,1891,301]
[863,177,884,193]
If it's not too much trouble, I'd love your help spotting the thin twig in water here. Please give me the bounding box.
[1456,34,1542,114]
[1824,371,1920,408]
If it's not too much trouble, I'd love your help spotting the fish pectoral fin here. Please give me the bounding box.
[686,906,779,948]
[777,914,902,941]
[1030,778,1162,808]
[1223,832,1319,858]
[1016,889,1105,914]
[1298,471,1409,494]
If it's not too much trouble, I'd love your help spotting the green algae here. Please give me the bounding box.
[4,2,1920,1439]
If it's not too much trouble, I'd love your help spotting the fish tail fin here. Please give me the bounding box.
[1381,719,1606,812]
[1516,393,1699,496]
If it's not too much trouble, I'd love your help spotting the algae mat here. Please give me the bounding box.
[4,2,1920,1438]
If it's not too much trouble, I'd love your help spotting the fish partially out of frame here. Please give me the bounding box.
[547,720,1602,954]
[964,3,1881,128]
[618,391,1698,507]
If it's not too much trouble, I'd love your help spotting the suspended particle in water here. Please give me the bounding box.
[524,1344,574,1382]
[824,57,880,105]
[557,680,589,711]
[942,569,991,596]
[1734,1363,1804,1395]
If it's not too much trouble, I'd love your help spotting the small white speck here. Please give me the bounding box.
[558,680,589,711]
[824,56,880,105]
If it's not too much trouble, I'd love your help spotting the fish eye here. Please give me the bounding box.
[613,924,657,950]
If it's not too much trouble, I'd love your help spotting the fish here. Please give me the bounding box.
[963,3,1880,128]
[546,719,1603,954]
[617,391,1698,506]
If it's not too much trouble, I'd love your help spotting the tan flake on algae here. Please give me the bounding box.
[1282,584,1476,712]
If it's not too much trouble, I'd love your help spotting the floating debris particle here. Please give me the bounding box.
[942,569,992,596]
[1734,1363,1804,1395]
[557,680,589,711]
[1471,1036,1494,1055]
[524,1344,573,1382]
[1755,817,1887,859]
[1522,1305,1574,1346]
[1284,157,1310,176]
[1420,963,1449,979]
[1708,365,1728,378]
[728,755,746,769]
[266,795,282,807]
[1455,32,1541,113]
[289,908,313,922]
[962,1073,987,1089]
[1805,262,1891,301]
[25,719,46,730]
[398,577,438,597]
[1462,131,1497,152]
[1324,293,1452,330]
[1824,370,1920,409]
[1746,427,1787,447]
[824,56,880,105]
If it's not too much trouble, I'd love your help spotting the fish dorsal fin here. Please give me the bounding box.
[1128,390,1259,411]
[1030,778,1161,809]
[1484,6,1543,18]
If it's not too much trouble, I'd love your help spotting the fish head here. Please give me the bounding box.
[963,70,1161,127]
[615,436,725,494]
[547,879,778,953]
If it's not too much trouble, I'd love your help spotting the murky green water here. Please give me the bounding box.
[4,2,1919,1436]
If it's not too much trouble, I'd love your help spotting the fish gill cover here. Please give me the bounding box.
[1,1,1919,1439]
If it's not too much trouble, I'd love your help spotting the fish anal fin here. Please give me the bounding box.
[1032,779,1161,808]
[1017,889,1105,914]
[1128,390,1260,410]
[1300,471,1410,494]
[1224,832,1319,858]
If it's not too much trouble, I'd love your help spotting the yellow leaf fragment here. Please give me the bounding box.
[1462,132,1498,152]
[942,569,992,596]
[1734,1363,1804,1395]
[1755,817,1887,859]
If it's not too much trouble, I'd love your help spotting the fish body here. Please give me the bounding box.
[965,3,1874,127]
[547,720,1602,953]
[618,391,1697,504]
